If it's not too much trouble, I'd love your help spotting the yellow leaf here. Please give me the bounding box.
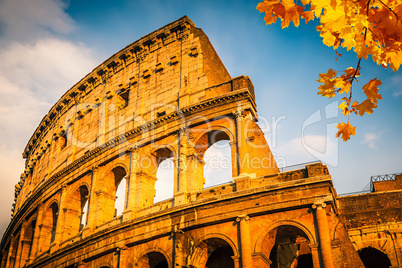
[338,101,350,115]
[336,122,356,141]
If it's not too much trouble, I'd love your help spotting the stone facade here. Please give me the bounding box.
[1,16,401,268]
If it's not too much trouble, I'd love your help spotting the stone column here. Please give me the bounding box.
[308,243,320,268]
[312,202,335,268]
[174,128,190,206]
[54,185,67,246]
[237,215,253,268]
[123,148,138,220]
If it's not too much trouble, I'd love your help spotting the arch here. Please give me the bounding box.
[103,165,128,219]
[67,184,90,233]
[193,127,234,159]
[21,217,37,261]
[255,222,315,268]
[190,233,238,268]
[255,220,316,253]
[136,248,171,268]
[38,201,58,254]
[358,247,391,268]
[188,128,235,192]
[152,146,175,203]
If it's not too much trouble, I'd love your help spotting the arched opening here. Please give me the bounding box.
[203,140,232,188]
[78,186,89,231]
[154,148,174,203]
[266,225,313,268]
[68,185,89,233]
[138,251,169,268]
[358,247,391,268]
[20,219,37,262]
[112,167,127,217]
[38,202,58,254]
[27,220,36,257]
[195,130,232,189]
[192,237,235,268]
[7,234,20,268]
[50,203,58,243]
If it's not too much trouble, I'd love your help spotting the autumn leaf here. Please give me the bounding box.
[257,0,402,141]
[336,122,356,141]
[355,99,377,116]
[362,78,382,103]
[338,101,350,115]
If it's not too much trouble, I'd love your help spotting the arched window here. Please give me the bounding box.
[18,219,37,264]
[115,175,127,216]
[154,148,174,203]
[67,185,89,233]
[49,203,58,243]
[27,220,36,258]
[98,166,127,222]
[194,130,233,189]
[38,202,58,254]
[9,234,20,268]
[78,186,89,231]
[155,157,174,203]
[203,139,232,188]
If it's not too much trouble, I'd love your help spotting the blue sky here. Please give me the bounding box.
[0,0,401,237]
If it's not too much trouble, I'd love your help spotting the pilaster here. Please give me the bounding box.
[237,215,253,268]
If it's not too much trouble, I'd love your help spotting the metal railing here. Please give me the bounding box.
[278,160,321,173]
[338,173,401,196]
[370,173,401,192]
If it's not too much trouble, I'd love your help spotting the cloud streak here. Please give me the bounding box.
[0,0,97,238]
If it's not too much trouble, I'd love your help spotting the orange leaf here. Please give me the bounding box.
[362,78,382,103]
[336,122,356,141]
[355,99,377,116]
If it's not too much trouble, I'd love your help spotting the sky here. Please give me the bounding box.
[0,0,401,238]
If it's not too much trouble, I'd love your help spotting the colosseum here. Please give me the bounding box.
[1,16,401,268]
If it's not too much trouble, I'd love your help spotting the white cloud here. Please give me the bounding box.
[393,91,402,97]
[362,132,379,149]
[0,0,74,41]
[0,0,97,238]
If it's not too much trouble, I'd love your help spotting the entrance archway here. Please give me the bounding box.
[358,247,391,268]
[191,237,236,268]
[267,225,313,268]
[138,251,169,268]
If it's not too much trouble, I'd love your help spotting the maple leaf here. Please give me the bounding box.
[336,122,356,141]
[338,101,350,115]
[355,99,377,116]
[362,78,383,103]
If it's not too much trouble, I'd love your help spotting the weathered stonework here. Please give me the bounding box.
[1,16,401,268]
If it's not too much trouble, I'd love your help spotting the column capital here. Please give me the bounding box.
[312,201,327,210]
[236,214,250,222]
[91,165,100,173]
